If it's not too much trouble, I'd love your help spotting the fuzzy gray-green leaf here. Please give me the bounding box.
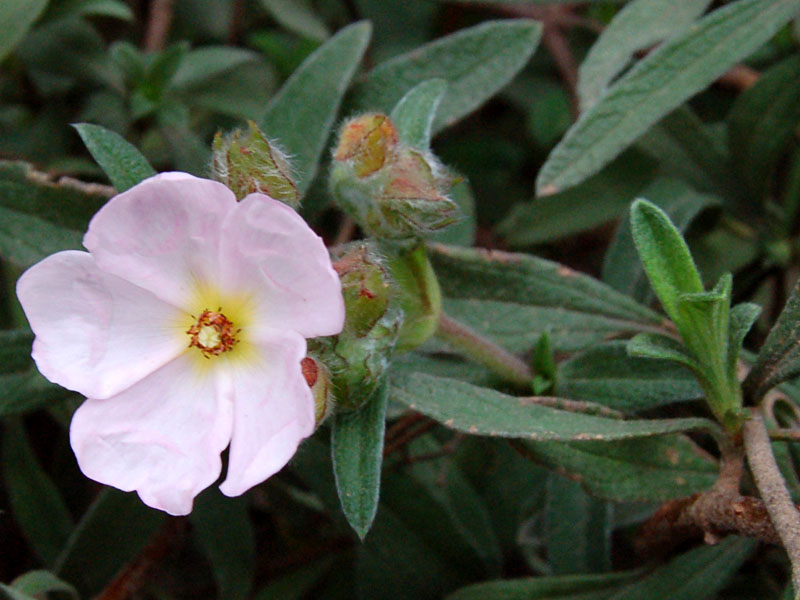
[332,383,388,539]
[391,372,718,440]
[537,0,800,195]
[260,21,371,195]
[73,123,156,192]
[350,20,542,134]
[630,199,703,322]
[577,0,712,111]
[390,79,447,150]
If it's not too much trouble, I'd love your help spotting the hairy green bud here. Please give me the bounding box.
[211,121,298,207]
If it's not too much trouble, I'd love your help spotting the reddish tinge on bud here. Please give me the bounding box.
[301,355,334,426]
[211,121,299,207]
[330,114,459,240]
[333,113,399,177]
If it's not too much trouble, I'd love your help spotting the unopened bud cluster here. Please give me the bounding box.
[310,242,402,411]
[330,114,459,239]
[211,121,299,208]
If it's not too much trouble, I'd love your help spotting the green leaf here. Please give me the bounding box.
[435,297,657,357]
[428,176,476,247]
[605,536,754,599]
[5,571,78,600]
[73,123,156,191]
[498,150,658,246]
[252,557,334,600]
[44,0,133,22]
[358,469,485,598]
[523,434,717,502]
[409,437,502,574]
[0,206,83,269]
[445,571,638,600]
[728,302,761,374]
[627,333,702,373]
[191,489,255,600]
[536,0,800,195]
[446,537,753,599]
[430,243,661,325]
[2,420,73,566]
[545,475,611,574]
[557,341,702,412]
[389,79,448,150]
[259,0,330,42]
[390,372,718,440]
[0,0,49,64]
[603,178,720,303]
[350,20,542,134]
[260,21,371,195]
[170,47,260,89]
[577,0,712,111]
[728,54,800,197]
[55,489,166,597]
[332,383,388,539]
[635,106,735,199]
[629,198,703,322]
[744,276,800,401]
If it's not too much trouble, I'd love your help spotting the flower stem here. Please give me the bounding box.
[744,409,800,599]
[436,313,533,388]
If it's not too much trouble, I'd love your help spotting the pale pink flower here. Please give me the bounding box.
[16,172,345,515]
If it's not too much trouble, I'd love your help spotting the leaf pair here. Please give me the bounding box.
[628,199,759,430]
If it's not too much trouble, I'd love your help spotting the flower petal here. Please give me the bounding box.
[16,250,187,399]
[219,194,345,338]
[83,172,236,308]
[219,330,314,497]
[70,354,233,516]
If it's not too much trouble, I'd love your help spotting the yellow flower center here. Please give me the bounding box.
[187,309,239,358]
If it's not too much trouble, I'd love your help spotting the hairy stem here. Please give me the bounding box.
[744,410,800,598]
[436,313,533,388]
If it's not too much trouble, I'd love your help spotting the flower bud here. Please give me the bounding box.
[310,241,403,411]
[211,121,299,207]
[301,355,334,427]
[333,241,391,337]
[388,243,442,353]
[333,113,398,177]
[330,114,459,239]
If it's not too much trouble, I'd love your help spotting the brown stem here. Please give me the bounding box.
[437,313,533,388]
[744,410,800,595]
[634,442,788,557]
[383,419,437,457]
[143,0,174,52]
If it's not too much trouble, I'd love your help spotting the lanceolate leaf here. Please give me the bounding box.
[445,571,638,600]
[536,0,800,196]
[629,199,703,322]
[2,420,73,566]
[332,383,388,539]
[73,123,156,192]
[390,372,719,440]
[603,178,720,303]
[0,0,49,64]
[390,79,448,150]
[557,341,702,412]
[260,21,371,195]
[55,489,166,597]
[445,536,753,600]
[191,490,255,600]
[498,150,658,246]
[728,54,800,197]
[577,0,712,111]
[745,277,800,401]
[350,20,542,134]
[429,243,661,324]
[523,434,717,502]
